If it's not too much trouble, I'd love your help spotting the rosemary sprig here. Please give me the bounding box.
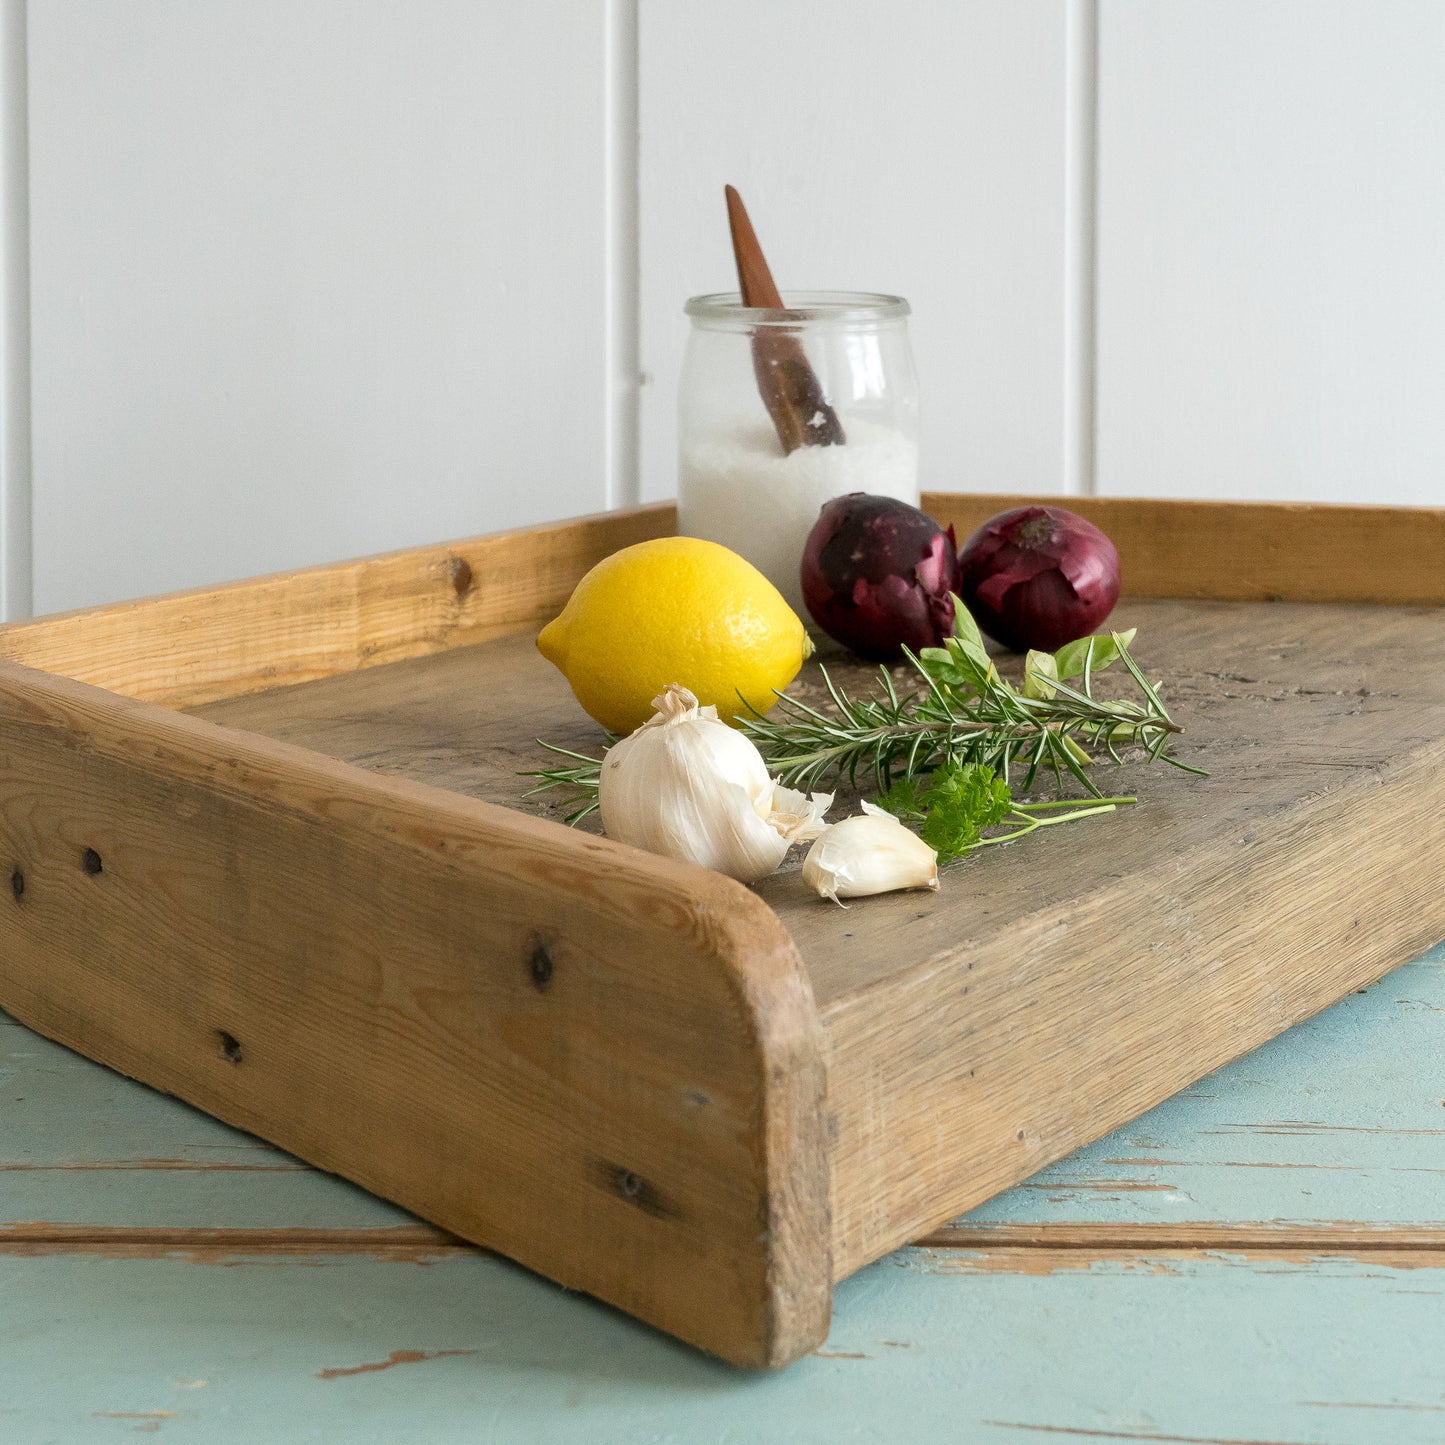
[521,736,614,823]
[741,605,1198,797]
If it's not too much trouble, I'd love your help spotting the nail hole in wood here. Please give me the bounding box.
[596,1159,673,1218]
[449,557,473,597]
[217,1030,244,1065]
[82,848,103,876]
[528,942,554,992]
[10,869,23,903]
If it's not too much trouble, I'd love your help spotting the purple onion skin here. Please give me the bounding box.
[956,505,1120,652]
[801,494,961,662]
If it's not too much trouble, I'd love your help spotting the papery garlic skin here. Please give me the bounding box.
[765,783,833,845]
[598,684,832,883]
[802,801,940,905]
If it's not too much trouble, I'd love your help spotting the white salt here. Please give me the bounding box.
[678,418,919,616]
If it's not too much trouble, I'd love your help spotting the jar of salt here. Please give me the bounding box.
[677,291,919,616]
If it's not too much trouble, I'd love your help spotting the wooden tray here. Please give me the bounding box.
[2,493,1444,1369]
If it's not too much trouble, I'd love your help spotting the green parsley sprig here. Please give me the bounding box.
[877,760,1134,863]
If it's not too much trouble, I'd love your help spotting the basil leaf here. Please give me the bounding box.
[947,596,992,670]
[1053,626,1137,681]
[1023,649,1058,700]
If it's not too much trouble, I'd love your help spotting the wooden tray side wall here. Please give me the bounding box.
[0,660,830,1368]
[6,496,1444,715]
[822,733,1445,1277]
[0,505,675,709]
[923,494,1445,606]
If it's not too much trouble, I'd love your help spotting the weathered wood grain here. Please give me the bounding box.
[0,660,830,1368]
[0,504,674,708]
[0,1012,423,1233]
[923,492,1445,606]
[958,950,1445,1235]
[196,599,1445,1280]
[0,1222,462,1260]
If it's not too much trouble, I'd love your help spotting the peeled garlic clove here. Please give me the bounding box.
[802,802,940,905]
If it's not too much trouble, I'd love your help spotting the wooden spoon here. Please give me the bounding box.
[724,185,846,454]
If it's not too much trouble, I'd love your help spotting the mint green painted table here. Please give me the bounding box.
[4,944,1445,1443]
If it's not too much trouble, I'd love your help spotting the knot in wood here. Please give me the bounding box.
[528,941,554,992]
[82,848,103,876]
[9,868,23,903]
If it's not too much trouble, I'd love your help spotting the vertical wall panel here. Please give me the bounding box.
[28,0,612,615]
[1096,0,1445,504]
[637,0,1072,505]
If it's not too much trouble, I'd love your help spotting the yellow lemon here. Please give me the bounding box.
[537,536,810,736]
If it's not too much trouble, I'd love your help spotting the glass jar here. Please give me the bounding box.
[677,291,919,616]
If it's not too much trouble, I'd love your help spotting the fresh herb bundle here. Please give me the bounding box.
[524,599,1201,842]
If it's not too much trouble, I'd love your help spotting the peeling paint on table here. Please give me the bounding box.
[4,1246,1445,1443]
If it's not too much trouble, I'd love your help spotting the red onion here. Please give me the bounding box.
[956,506,1120,652]
[801,494,960,661]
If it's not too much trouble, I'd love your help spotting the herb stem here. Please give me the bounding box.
[973,801,1121,849]
[1011,795,1136,813]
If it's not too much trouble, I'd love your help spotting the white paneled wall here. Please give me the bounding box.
[4,0,1444,618]
[25,0,615,615]
[1095,0,1445,504]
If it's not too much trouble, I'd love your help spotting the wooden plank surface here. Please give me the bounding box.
[0,659,829,1368]
[923,492,1445,606]
[5,943,1445,1441]
[196,595,1445,1279]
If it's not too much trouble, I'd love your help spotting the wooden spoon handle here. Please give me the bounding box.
[724,185,846,453]
[725,184,786,309]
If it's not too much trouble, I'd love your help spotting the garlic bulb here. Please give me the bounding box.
[802,802,940,905]
[598,684,832,883]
